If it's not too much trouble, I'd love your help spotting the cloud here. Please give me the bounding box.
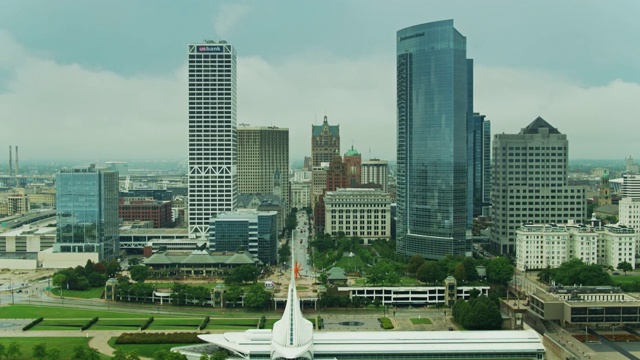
[237,54,396,161]
[2,28,639,164]
[475,66,640,159]
[213,3,252,39]
[0,32,186,161]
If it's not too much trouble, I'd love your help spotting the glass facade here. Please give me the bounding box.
[55,166,119,260]
[396,20,469,259]
[209,211,278,264]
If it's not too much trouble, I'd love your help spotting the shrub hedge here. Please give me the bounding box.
[140,317,154,331]
[81,317,99,331]
[258,315,266,329]
[378,317,394,330]
[22,317,44,331]
[115,332,206,344]
[198,316,210,330]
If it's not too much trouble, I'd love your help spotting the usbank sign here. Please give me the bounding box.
[197,45,223,53]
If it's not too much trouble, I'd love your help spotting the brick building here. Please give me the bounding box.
[119,197,172,228]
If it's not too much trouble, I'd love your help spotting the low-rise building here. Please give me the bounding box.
[119,197,173,228]
[324,188,391,243]
[515,222,635,271]
[209,210,278,265]
[290,180,312,210]
[529,285,640,326]
[143,250,259,277]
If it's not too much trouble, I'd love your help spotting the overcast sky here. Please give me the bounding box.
[1,0,639,164]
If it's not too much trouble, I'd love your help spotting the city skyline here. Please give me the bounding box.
[1,1,640,161]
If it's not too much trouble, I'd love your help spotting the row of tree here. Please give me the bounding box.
[0,342,131,360]
[452,292,502,330]
[537,258,613,286]
[52,259,121,290]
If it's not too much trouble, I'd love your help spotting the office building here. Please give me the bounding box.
[343,146,361,187]
[187,41,237,237]
[314,156,348,232]
[490,117,586,255]
[515,223,598,271]
[237,193,285,232]
[361,159,389,193]
[209,210,278,264]
[118,197,173,228]
[237,125,289,212]
[311,164,328,209]
[469,113,491,217]
[311,115,340,167]
[55,165,119,260]
[396,20,470,260]
[290,181,312,209]
[324,188,391,243]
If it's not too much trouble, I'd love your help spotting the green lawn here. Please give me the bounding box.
[410,318,433,325]
[204,317,259,330]
[33,319,87,330]
[91,318,149,330]
[51,286,105,299]
[108,338,200,358]
[613,274,640,284]
[0,337,109,360]
[0,305,158,319]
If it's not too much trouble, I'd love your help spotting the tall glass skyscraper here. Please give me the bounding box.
[396,20,470,260]
[55,165,119,260]
[188,41,238,237]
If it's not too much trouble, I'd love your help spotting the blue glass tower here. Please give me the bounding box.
[396,20,469,259]
[55,165,119,260]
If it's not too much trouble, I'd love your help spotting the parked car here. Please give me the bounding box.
[613,272,620,275]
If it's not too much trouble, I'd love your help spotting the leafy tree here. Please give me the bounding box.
[71,346,87,360]
[278,242,291,264]
[462,257,479,282]
[244,284,272,310]
[200,354,211,360]
[113,348,129,360]
[618,261,633,275]
[550,258,612,286]
[129,257,141,266]
[6,341,21,360]
[130,265,150,283]
[88,272,107,287]
[469,288,481,299]
[87,348,101,360]
[416,261,445,284]
[51,273,67,288]
[105,259,122,277]
[153,349,187,360]
[47,347,62,360]
[232,265,259,284]
[406,255,425,275]
[367,259,396,285]
[225,285,243,307]
[453,296,501,330]
[127,351,141,360]
[211,350,229,360]
[0,342,5,360]
[486,257,514,284]
[32,343,47,360]
[453,263,467,283]
[93,262,107,274]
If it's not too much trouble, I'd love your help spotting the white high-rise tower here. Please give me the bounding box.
[187,41,237,237]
